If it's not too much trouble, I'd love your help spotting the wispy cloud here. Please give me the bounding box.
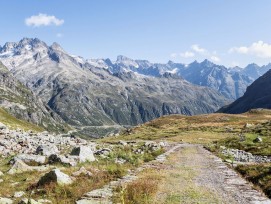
[171,51,195,59]
[210,56,220,62]
[191,44,207,54]
[180,51,195,58]
[25,13,64,27]
[171,44,222,63]
[229,41,271,58]
[56,33,63,38]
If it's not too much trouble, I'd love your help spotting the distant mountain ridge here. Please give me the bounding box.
[79,56,269,100]
[0,38,230,136]
[219,69,271,114]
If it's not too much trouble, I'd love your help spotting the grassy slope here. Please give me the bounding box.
[102,109,271,145]
[0,107,43,132]
[102,109,271,200]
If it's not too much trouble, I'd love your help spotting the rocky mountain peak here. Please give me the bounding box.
[1,42,17,53]
[201,59,215,67]
[116,55,132,62]
[50,42,65,53]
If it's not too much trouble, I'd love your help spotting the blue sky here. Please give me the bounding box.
[0,0,271,67]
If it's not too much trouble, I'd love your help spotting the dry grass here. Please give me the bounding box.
[114,169,163,204]
[102,110,271,144]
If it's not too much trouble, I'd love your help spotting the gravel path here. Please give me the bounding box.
[177,144,271,204]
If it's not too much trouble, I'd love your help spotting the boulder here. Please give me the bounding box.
[36,145,59,156]
[13,191,25,198]
[253,136,263,143]
[72,167,92,177]
[7,159,32,174]
[7,159,50,175]
[19,198,40,204]
[12,154,46,165]
[38,169,73,186]
[48,154,78,166]
[94,148,111,156]
[0,197,13,204]
[0,123,7,130]
[70,146,95,163]
[37,199,52,204]
[0,171,3,177]
[119,140,128,146]
[115,158,126,164]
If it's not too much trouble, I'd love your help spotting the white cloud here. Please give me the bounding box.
[231,61,240,67]
[229,41,271,58]
[56,33,63,38]
[210,56,220,62]
[170,53,178,58]
[191,44,207,54]
[25,13,64,27]
[180,51,195,58]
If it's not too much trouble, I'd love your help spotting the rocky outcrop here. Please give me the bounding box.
[70,146,96,162]
[221,148,271,163]
[0,127,88,157]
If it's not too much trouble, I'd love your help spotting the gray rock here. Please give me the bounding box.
[37,199,52,204]
[0,123,7,130]
[72,167,92,177]
[13,191,25,198]
[119,140,128,146]
[7,159,32,174]
[253,136,263,143]
[0,197,13,204]
[19,198,40,204]
[71,146,95,163]
[115,158,126,164]
[94,148,111,156]
[0,171,3,177]
[48,154,78,166]
[38,169,73,186]
[36,145,59,156]
[12,154,46,165]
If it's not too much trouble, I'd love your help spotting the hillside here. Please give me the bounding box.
[220,69,271,114]
[0,61,69,132]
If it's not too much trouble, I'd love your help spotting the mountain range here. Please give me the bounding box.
[0,38,270,136]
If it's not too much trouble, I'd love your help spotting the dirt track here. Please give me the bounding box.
[154,144,271,204]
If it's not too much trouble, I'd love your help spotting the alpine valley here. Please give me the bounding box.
[0,38,270,137]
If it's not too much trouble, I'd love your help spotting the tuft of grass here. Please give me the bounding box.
[114,169,162,204]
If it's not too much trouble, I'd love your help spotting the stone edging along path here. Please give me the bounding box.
[76,143,271,204]
[199,146,271,204]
